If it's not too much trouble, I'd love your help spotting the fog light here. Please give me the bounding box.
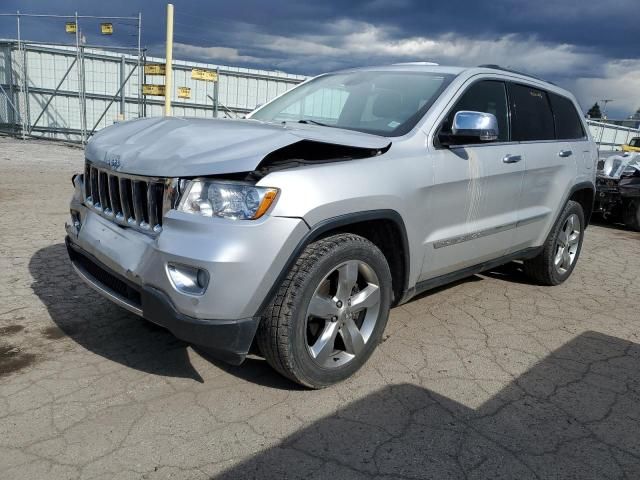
[167,263,209,295]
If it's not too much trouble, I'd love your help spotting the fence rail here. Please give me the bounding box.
[586,119,639,152]
[0,40,305,143]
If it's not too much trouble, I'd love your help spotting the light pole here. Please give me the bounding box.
[600,99,614,119]
[164,3,174,116]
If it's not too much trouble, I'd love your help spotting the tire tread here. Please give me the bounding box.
[257,233,381,387]
[523,200,584,286]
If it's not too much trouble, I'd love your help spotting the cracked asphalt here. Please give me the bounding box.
[1,135,640,479]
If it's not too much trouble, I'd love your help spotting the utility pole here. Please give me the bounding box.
[164,3,174,116]
[600,99,614,120]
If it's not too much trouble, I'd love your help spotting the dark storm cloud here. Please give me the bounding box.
[1,0,638,116]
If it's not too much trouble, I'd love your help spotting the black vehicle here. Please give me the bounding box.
[595,152,640,230]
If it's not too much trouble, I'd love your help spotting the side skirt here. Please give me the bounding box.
[403,246,543,301]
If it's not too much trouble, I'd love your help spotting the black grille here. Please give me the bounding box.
[70,247,141,307]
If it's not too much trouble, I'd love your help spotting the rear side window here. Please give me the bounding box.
[509,84,555,141]
[549,93,585,140]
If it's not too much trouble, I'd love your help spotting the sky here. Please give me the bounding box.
[1,0,638,118]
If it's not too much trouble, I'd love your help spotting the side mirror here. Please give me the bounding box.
[451,111,499,142]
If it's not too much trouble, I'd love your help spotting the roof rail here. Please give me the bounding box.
[393,61,439,66]
[477,64,555,85]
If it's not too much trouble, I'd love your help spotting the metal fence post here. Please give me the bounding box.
[120,55,126,118]
[213,67,219,118]
[16,10,28,139]
[137,12,142,118]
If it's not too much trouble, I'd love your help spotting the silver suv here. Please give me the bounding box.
[66,64,597,388]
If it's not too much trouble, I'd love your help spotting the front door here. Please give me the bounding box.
[420,79,524,280]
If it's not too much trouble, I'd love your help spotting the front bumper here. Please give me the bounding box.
[67,237,259,364]
[66,189,309,363]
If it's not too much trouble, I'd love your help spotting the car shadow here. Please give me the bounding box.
[214,331,640,479]
[408,274,484,304]
[481,260,541,286]
[28,243,292,388]
[591,216,640,236]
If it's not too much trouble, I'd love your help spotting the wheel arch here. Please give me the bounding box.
[568,182,595,227]
[256,210,410,316]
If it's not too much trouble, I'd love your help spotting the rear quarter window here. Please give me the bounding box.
[549,93,585,140]
[509,83,555,141]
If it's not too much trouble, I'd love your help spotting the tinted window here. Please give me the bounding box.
[441,80,509,142]
[549,93,585,139]
[509,84,555,141]
[630,138,640,147]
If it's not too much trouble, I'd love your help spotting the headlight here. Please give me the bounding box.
[177,180,278,220]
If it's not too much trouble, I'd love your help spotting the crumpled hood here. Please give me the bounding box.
[598,152,640,179]
[85,117,391,177]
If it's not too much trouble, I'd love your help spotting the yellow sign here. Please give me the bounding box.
[191,68,217,82]
[100,23,113,35]
[142,84,166,96]
[65,22,77,34]
[177,87,191,99]
[144,64,166,75]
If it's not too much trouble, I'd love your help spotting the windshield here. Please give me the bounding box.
[251,70,454,137]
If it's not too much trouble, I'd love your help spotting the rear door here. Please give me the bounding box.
[421,79,525,280]
[508,83,577,251]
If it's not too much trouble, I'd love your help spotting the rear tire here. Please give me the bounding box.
[523,200,585,286]
[257,233,392,389]
[623,199,640,231]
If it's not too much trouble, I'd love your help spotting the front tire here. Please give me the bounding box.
[257,233,392,389]
[523,200,585,286]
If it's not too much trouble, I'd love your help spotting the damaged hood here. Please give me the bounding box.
[598,152,640,179]
[85,117,391,177]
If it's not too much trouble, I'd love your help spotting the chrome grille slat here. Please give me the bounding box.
[98,172,109,213]
[108,175,121,220]
[147,183,159,230]
[82,161,170,236]
[84,163,91,200]
[119,178,132,222]
[131,180,144,226]
[90,167,99,206]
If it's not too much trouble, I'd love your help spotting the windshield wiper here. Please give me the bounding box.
[297,119,331,127]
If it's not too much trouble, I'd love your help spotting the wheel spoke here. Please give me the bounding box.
[310,321,340,365]
[565,216,575,235]
[562,249,572,269]
[557,230,568,248]
[554,247,564,267]
[336,261,359,301]
[350,284,380,312]
[340,317,365,356]
[308,293,339,319]
[568,232,580,247]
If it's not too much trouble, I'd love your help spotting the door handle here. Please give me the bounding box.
[558,150,573,158]
[502,154,522,164]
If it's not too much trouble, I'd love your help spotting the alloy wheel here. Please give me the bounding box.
[304,260,381,368]
[554,213,581,274]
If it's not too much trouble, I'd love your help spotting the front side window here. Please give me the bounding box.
[549,92,585,140]
[439,80,509,143]
[630,138,640,147]
[509,84,555,141]
[251,71,454,137]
